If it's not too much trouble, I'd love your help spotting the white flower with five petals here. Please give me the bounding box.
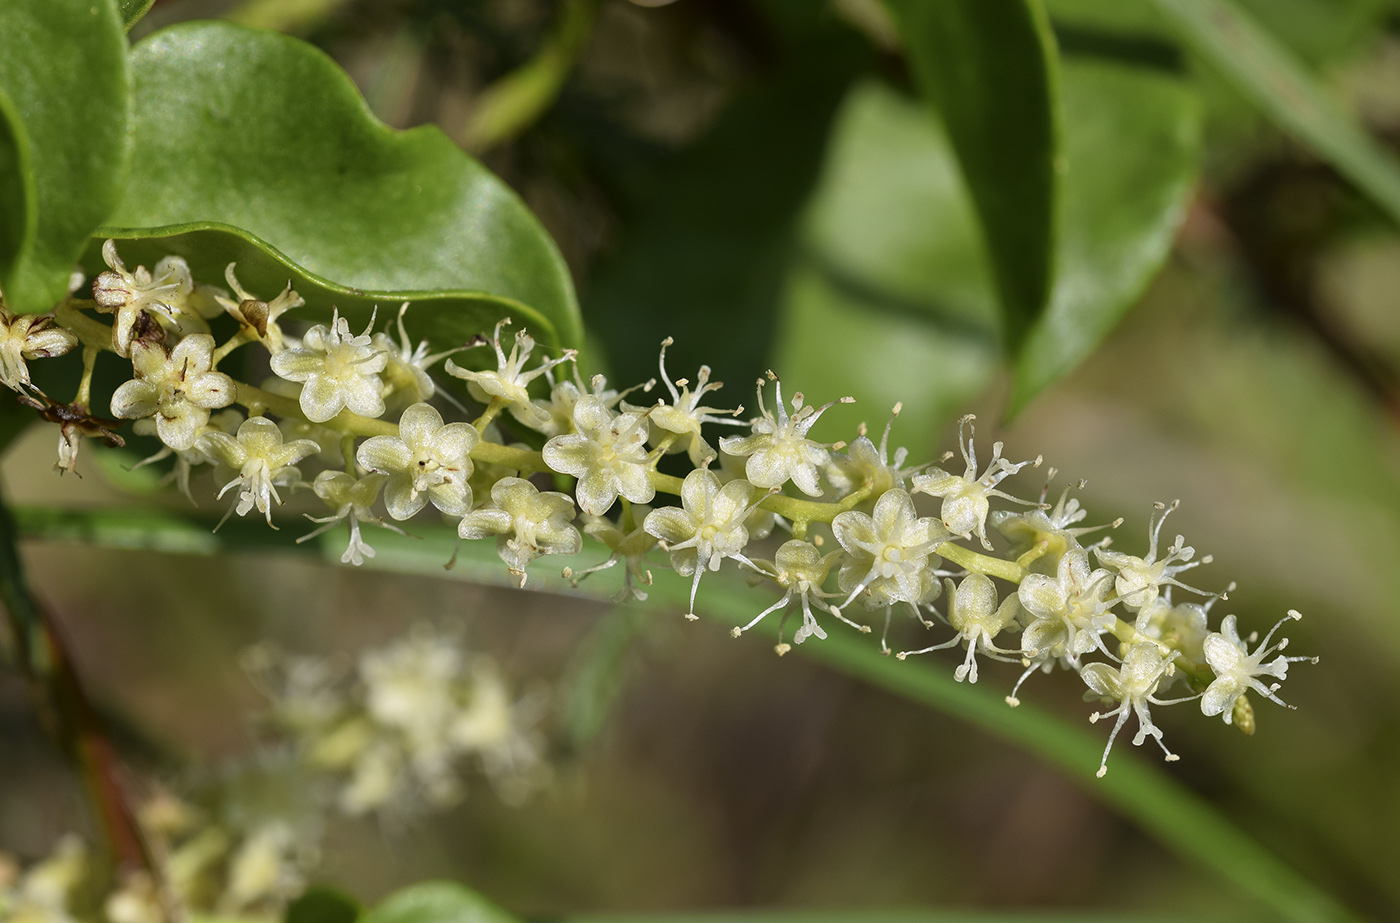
[643,469,762,619]
[110,334,235,451]
[457,476,581,586]
[200,416,320,527]
[1201,611,1315,725]
[269,309,387,422]
[357,402,478,520]
[719,373,852,496]
[542,395,654,516]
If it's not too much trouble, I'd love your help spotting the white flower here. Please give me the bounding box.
[899,573,1020,684]
[641,337,744,467]
[357,402,478,520]
[200,416,320,527]
[110,334,236,451]
[92,239,195,356]
[296,471,399,565]
[824,403,917,503]
[1095,500,1211,612]
[129,408,241,502]
[911,414,1040,549]
[719,372,852,496]
[1016,547,1116,665]
[269,308,387,423]
[992,476,1121,561]
[216,263,305,354]
[831,488,948,642]
[1201,611,1315,725]
[444,319,576,431]
[374,302,468,410]
[644,469,763,619]
[542,395,655,515]
[735,539,862,650]
[0,307,77,392]
[458,476,581,586]
[1082,642,1192,777]
[567,507,659,601]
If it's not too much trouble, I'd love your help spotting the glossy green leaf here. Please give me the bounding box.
[777,80,999,445]
[0,0,129,314]
[884,0,1062,351]
[361,882,520,923]
[585,18,864,391]
[99,22,580,350]
[285,887,362,923]
[1147,0,1400,229]
[1010,53,1202,412]
[118,0,156,30]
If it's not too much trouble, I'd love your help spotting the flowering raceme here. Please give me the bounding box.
[2,240,1318,778]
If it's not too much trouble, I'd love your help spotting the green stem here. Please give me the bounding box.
[459,0,598,151]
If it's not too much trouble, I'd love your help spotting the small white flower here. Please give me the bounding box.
[92,239,195,356]
[1201,611,1315,725]
[643,468,763,619]
[719,372,852,496]
[825,403,917,503]
[831,488,948,643]
[0,307,78,392]
[129,408,242,502]
[374,302,469,410]
[200,416,320,527]
[297,471,400,565]
[642,337,744,467]
[1095,500,1211,612]
[568,508,659,601]
[992,475,1121,561]
[458,476,581,586]
[357,402,478,520]
[899,573,1020,684]
[216,263,305,354]
[444,319,576,431]
[542,395,654,516]
[734,539,862,650]
[110,334,236,451]
[269,308,387,423]
[911,414,1040,549]
[1016,547,1116,664]
[1082,642,1192,777]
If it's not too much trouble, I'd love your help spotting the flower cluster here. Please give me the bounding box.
[3,242,1317,779]
[0,626,550,923]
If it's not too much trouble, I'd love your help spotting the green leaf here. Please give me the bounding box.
[0,0,130,314]
[777,79,999,445]
[362,882,520,923]
[118,0,156,30]
[285,887,362,923]
[100,22,580,350]
[584,19,864,391]
[883,0,1062,351]
[1147,0,1400,229]
[1009,51,1202,412]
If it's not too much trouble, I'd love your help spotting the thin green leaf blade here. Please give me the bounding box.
[362,882,520,923]
[1010,52,1202,412]
[0,0,130,314]
[1148,0,1400,227]
[884,0,1062,350]
[104,22,581,349]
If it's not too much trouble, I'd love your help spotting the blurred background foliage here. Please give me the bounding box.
[7,0,1400,919]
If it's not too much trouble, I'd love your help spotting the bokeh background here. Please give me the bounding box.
[5,0,1400,919]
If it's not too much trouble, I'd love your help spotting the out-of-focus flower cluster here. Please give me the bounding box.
[0,625,548,923]
[3,243,1316,781]
[245,625,550,814]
